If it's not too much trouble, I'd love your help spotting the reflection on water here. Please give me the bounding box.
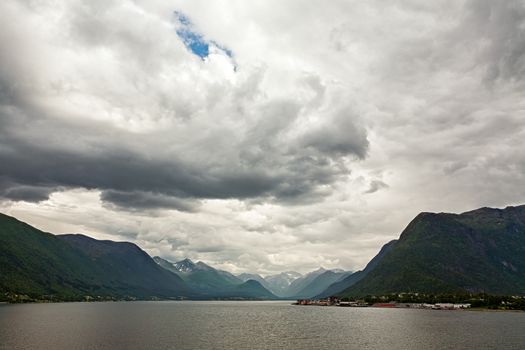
[0,301,524,350]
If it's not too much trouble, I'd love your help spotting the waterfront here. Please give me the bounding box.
[295,298,472,309]
[1,301,524,349]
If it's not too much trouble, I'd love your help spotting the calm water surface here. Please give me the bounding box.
[1,301,524,349]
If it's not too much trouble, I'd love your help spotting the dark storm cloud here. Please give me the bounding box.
[300,110,369,159]
[100,190,197,211]
[0,184,56,202]
[0,99,366,209]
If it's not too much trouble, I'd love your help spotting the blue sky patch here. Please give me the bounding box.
[174,11,233,63]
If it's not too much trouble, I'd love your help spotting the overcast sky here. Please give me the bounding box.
[1,0,524,275]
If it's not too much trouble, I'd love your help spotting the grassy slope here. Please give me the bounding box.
[59,234,192,298]
[342,206,525,296]
[0,213,102,299]
[0,213,193,299]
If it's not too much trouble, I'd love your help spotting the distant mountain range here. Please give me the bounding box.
[153,257,275,299]
[2,204,524,301]
[151,257,351,299]
[263,271,302,296]
[234,269,354,299]
[276,268,350,298]
[293,269,352,298]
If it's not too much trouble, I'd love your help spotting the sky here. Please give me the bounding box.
[1,0,524,275]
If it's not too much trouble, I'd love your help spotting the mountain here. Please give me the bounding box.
[219,280,276,299]
[153,257,239,291]
[155,257,242,285]
[341,205,525,297]
[316,240,397,298]
[263,268,351,298]
[171,258,197,273]
[0,213,193,300]
[264,271,302,296]
[215,268,245,285]
[154,257,277,299]
[58,234,192,297]
[292,270,352,299]
[236,273,271,290]
[281,268,330,298]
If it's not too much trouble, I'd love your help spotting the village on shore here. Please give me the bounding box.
[294,297,471,310]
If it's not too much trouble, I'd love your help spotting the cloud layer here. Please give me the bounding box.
[1,0,524,274]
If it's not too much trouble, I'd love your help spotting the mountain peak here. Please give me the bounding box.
[172,258,197,273]
[195,261,214,271]
[281,271,303,278]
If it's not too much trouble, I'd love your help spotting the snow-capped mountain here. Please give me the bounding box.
[172,258,197,273]
[264,271,303,296]
[153,257,217,274]
[153,256,277,299]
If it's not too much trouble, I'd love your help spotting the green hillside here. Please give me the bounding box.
[341,205,525,297]
[0,213,193,301]
[59,234,192,298]
[0,213,103,299]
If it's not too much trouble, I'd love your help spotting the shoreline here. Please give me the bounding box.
[0,298,293,305]
[294,305,525,313]
[2,299,523,312]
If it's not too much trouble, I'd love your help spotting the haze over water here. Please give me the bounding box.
[1,301,524,350]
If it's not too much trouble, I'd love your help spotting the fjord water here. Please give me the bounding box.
[1,301,524,350]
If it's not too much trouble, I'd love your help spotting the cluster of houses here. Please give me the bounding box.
[294,298,471,310]
[373,302,471,310]
[295,298,366,307]
[295,297,346,306]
